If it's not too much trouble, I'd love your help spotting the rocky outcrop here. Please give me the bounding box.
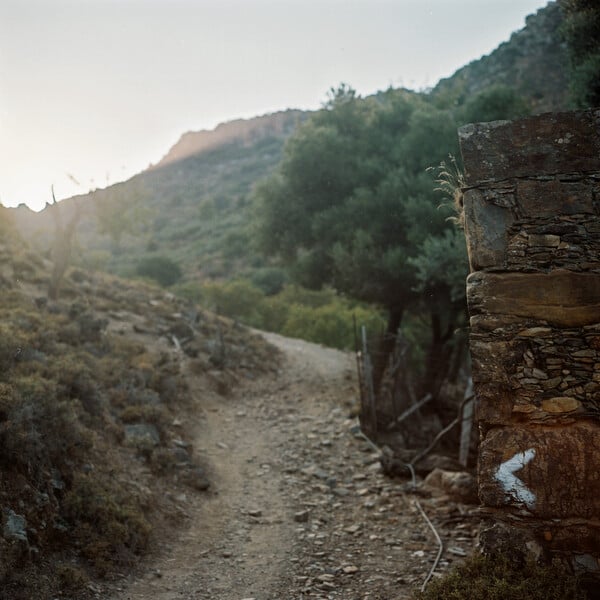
[153,109,307,169]
[460,108,600,575]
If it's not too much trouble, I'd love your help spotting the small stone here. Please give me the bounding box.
[528,234,560,247]
[343,565,359,574]
[512,404,536,414]
[183,468,210,491]
[541,377,562,390]
[314,469,329,480]
[518,327,552,338]
[3,510,27,542]
[542,397,581,413]
[294,510,310,523]
[248,509,262,518]
[423,469,479,504]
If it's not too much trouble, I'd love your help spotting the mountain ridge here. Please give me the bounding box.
[153,108,308,169]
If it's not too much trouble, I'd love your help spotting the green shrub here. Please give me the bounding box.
[569,52,600,108]
[1,375,91,478]
[135,255,182,287]
[196,279,385,350]
[255,294,290,332]
[277,284,338,308]
[201,279,264,322]
[63,473,151,574]
[282,301,384,350]
[250,267,289,295]
[171,280,204,303]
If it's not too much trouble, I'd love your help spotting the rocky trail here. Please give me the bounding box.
[110,331,479,600]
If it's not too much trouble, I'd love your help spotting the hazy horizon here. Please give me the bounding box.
[1,0,549,211]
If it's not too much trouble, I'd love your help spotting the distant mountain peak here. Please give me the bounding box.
[153,109,307,169]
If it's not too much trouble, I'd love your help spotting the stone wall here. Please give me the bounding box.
[459,109,600,574]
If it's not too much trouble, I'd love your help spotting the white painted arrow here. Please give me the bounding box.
[494,448,536,509]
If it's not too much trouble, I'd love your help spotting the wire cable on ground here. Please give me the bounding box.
[413,498,444,592]
[355,426,443,591]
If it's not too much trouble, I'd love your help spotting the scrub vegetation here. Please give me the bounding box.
[3,3,599,595]
[0,206,276,598]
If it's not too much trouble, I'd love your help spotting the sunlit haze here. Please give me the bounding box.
[1,0,549,211]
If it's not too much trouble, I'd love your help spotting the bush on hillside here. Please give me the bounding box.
[250,266,289,295]
[0,278,187,592]
[171,280,204,304]
[135,255,183,287]
[201,279,264,321]
[282,302,384,349]
[182,279,386,350]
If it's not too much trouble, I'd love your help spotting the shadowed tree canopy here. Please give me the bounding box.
[255,85,465,396]
[561,0,600,108]
[256,86,459,299]
[255,83,531,405]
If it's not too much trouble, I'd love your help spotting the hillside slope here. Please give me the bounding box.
[11,108,307,283]
[431,1,568,112]
[0,207,277,599]
[154,109,305,169]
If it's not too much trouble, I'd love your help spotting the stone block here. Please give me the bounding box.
[459,109,600,184]
[479,423,600,520]
[463,189,514,270]
[527,234,560,247]
[517,179,594,217]
[479,520,600,565]
[469,339,512,385]
[473,382,513,425]
[467,270,600,327]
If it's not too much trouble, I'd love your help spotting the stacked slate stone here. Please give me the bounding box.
[459,109,600,575]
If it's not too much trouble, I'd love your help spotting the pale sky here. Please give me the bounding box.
[1,0,549,211]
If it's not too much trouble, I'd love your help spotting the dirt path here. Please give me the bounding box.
[112,332,479,600]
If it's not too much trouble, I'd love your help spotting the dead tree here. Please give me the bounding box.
[48,186,81,300]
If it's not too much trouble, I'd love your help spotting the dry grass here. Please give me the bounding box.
[414,553,589,600]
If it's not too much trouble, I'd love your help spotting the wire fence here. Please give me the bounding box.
[354,318,477,465]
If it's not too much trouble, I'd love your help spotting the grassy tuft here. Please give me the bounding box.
[414,553,589,600]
